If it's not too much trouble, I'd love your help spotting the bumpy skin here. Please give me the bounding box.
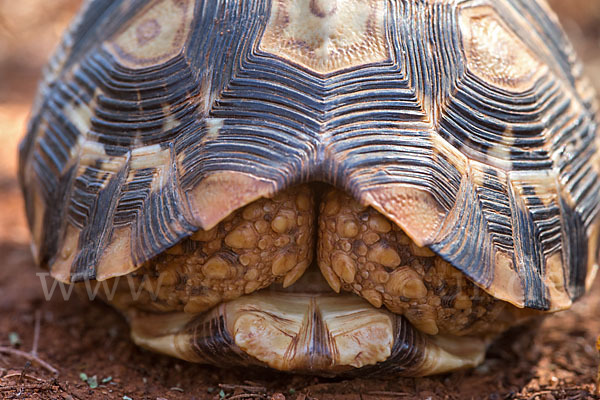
[122,186,315,313]
[319,189,511,336]
[114,186,526,339]
[105,186,535,377]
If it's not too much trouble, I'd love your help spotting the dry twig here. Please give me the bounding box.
[1,372,46,382]
[32,310,41,357]
[219,383,267,393]
[227,394,266,400]
[0,347,58,375]
[0,383,53,392]
[527,390,552,400]
[366,391,410,397]
[0,310,58,375]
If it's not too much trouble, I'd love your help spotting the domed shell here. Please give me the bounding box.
[19,0,600,312]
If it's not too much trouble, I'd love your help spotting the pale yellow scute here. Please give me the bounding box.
[229,295,306,371]
[361,185,446,247]
[95,226,136,281]
[544,252,572,310]
[419,334,488,376]
[318,296,393,369]
[186,172,276,230]
[50,223,81,283]
[129,311,201,362]
[459,6,547,92]
[586,222,600,292]
[260,0,389,74]
[228,293,394,371]
[487,251,526,308]
[122,291,493,376]
[107,0,195,69]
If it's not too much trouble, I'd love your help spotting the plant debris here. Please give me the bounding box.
[7,332,20,347]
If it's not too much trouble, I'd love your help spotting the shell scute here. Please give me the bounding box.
[18,0,600,312]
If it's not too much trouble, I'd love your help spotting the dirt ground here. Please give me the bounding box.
[1,1,600,399]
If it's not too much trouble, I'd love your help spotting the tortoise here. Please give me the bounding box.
[18,0,600,377]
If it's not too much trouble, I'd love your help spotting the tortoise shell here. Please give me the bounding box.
[19,0,600,318]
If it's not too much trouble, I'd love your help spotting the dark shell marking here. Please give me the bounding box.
[19,0,600,311]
